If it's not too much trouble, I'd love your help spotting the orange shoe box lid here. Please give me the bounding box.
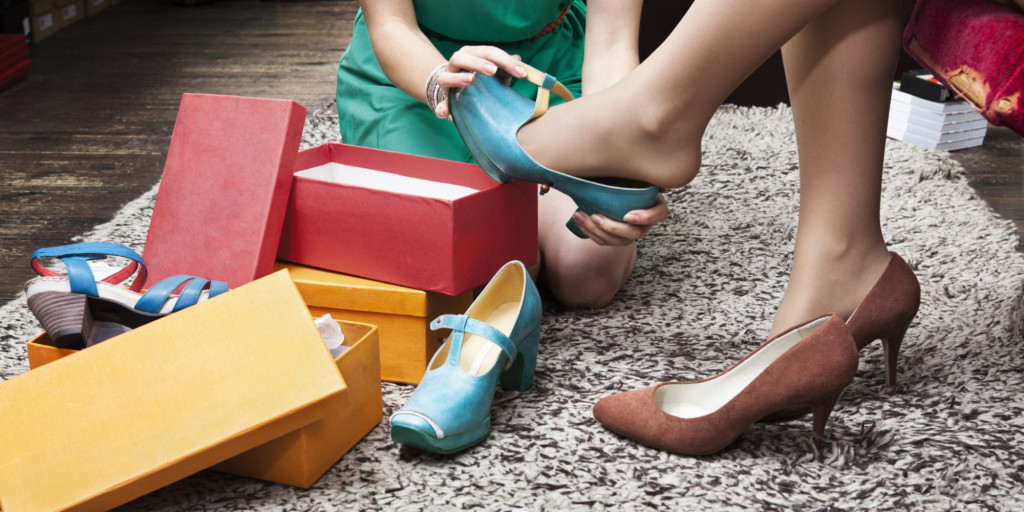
[2,270,347,512]
[144,93,306,289]
[214,319,383,488]
[277,142,538,296]
[274,261,473,384]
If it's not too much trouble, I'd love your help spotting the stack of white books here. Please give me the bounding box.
[887,83,988,151]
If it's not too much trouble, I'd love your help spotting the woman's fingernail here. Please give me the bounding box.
[514,65,526,77]
[574,212,588,225]
[485,63,498,74]
[625,213,639,223]
[592,215,605,226]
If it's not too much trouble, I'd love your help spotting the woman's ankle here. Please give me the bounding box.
[770,243,892,336]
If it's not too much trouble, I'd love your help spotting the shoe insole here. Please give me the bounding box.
[656,316,829,418]
[460,301,520,376]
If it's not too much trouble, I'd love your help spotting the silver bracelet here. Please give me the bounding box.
[425,63,448,117]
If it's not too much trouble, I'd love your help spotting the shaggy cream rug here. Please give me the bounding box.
[2,104,1022,511]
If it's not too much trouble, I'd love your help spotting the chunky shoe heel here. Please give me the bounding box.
[25,242,229,349]
[26,291,87,349]
[499,323,540,391]
[391,261,543,454]
[564,202,599,239]
[450,63,660,239]
[809,388,846,450]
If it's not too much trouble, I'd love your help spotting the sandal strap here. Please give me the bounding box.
[31,242,148,295]
[430,314,517,362]
[521,63,575,120]
[135,274,228,313]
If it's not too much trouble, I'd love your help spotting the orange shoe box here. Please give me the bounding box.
[275,261,473,385]
[3,271,348,511]
[277,142,538,296]
[213,319,383,488]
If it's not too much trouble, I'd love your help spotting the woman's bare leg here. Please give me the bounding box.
[770,0,902,335]
[538,189,637,308]
[517,0,848,189]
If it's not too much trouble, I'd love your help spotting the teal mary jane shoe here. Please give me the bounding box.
[390,260,542,454]
[449,63,660,238]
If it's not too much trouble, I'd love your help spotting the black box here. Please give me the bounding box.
[900,69,954,103]
[0,0,30,36]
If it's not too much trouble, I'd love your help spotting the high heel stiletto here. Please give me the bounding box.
[846,252,920,389]
[390,260,542,454]
[592,314,858,455]
[759,251,920,423]
[26,242,229,349]
[449,63,660,239]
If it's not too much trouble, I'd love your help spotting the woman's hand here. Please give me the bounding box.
[570,192,669,246]
[429,46,527,119]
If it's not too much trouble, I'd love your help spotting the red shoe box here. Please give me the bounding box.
[144,94,536,297]
[144,93,306,288]
[0,34,31,93]
[277,143,538,296]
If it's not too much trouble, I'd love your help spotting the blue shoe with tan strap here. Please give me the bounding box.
[389,260,542,454]
[449,62,660,239]
[25,242,229,349]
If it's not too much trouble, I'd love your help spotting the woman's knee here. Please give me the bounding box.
[543,246,635,308]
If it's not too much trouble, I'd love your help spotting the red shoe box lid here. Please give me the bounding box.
[144,93,306,288]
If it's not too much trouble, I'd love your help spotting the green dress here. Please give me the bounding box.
[336,0,586,163]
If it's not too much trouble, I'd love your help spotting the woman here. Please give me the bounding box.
[336,0,668,308]
[447,0,921,454]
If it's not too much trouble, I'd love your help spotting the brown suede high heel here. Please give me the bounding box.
[759,252,921,423]
[592,314,858,455]
[846,252,920,388]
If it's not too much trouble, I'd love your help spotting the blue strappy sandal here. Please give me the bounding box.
[25,242,229,349]
[449,63,660,238]
[389,260,541,454]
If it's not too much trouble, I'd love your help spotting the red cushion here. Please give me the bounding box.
[903,0,1024,137]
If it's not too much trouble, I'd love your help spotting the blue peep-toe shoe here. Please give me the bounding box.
[390,260,542,454]
[449,63,660,238]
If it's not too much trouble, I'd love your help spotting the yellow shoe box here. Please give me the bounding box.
[213,320,383,488]
[275,261,473,385]
[3,271,348,511]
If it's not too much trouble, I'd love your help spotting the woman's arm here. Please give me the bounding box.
[582,0,643,94]
[360,0,526,118]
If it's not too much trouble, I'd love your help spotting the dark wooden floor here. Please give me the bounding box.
[1,0,1022,305]
[0,0,357,303]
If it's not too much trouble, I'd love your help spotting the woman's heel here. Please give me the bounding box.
[809,388,847,450]
[26,291,87,349]
[879,320,910,390]
[499,323,540,391]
